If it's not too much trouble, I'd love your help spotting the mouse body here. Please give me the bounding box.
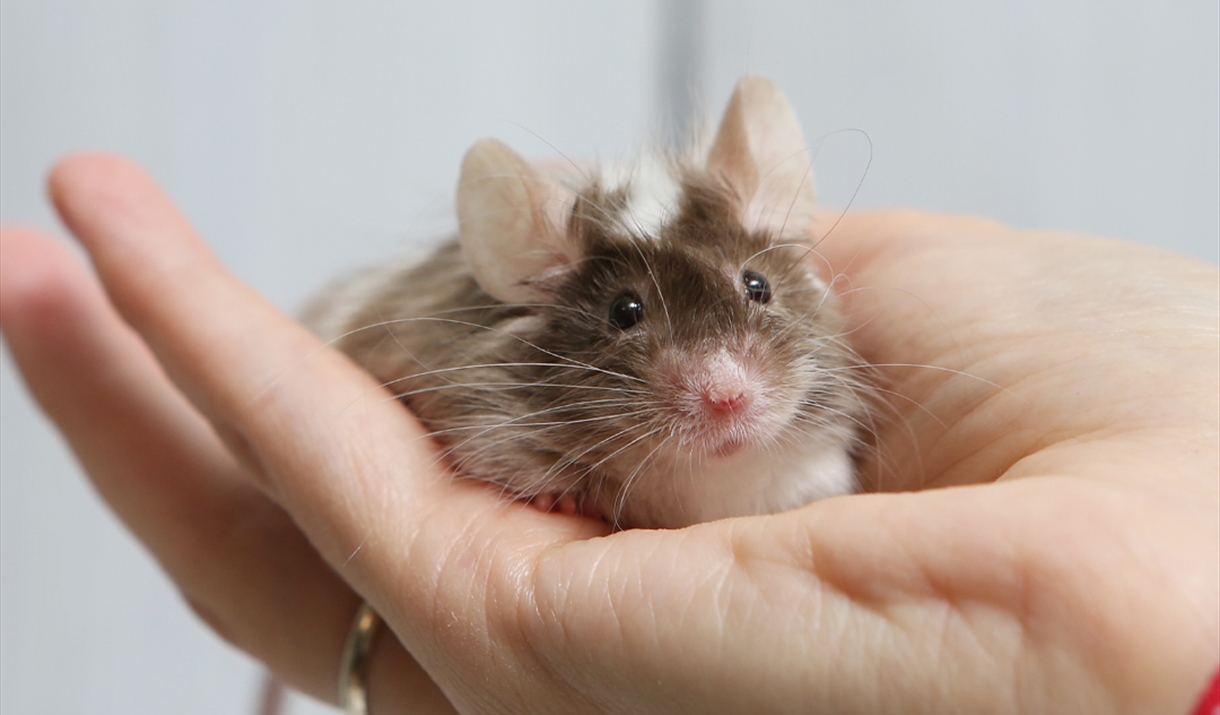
[305,77,870,528]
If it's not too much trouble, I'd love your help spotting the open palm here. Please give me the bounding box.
[2,154,1215,714]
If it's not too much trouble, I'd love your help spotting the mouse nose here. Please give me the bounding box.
[700,383,751,414]
[661,348,759,420]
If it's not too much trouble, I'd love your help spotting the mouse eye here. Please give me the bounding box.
[608,293,644,330]
[742,271,772,304]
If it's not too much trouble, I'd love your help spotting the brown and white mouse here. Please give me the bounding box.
[305,76,871,529]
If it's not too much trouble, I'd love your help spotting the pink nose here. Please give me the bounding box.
[702,387,749,414]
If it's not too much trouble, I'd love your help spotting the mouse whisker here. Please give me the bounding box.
[820,362,1010,394]
[380,381,648,401]
[375,361,647,388]
[426,406,666,481]
[357,314,648,386]
[737,242,819,276]
[415,401,660,447]
[609,432,672,527]
[521,417,667,504]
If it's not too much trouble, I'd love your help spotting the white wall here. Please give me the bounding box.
[2,2,1215,714]
[703,1,1219,258]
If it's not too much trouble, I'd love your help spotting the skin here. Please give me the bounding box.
[1,153,1216,714]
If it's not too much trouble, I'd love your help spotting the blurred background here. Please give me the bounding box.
[2,1,1216,712]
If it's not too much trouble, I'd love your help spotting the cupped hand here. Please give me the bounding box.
[1,154,1215,715]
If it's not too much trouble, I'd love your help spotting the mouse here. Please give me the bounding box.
[304,76,872,530]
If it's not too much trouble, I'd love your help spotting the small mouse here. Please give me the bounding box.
[305,76,871,529]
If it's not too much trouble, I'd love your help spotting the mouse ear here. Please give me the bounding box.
[457,138,579,305]
[707,76,816,239]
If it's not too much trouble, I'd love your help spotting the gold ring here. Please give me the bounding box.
[338,601,383,715]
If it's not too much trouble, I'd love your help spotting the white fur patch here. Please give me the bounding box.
[597,155,682,239]
[627,435,856,528]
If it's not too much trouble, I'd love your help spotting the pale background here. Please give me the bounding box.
[2,1,1216,713]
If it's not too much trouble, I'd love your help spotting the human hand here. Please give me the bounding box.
[2,154,1215,714]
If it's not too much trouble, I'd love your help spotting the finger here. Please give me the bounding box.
[0,226,455,711]
[45,153,606,692]
[47,154,469,570]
